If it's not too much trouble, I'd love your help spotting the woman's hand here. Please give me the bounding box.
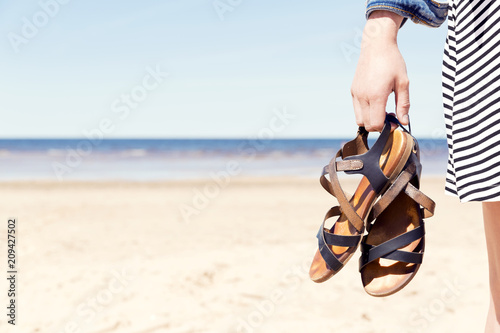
[351,11,410,131]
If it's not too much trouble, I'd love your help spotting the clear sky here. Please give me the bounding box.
[0,0,448,138]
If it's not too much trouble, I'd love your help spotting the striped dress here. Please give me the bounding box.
[443,0,500,202]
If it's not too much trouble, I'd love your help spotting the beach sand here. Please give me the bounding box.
[0,176,487,333]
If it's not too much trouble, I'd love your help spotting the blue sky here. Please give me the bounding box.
[0,0,448,138]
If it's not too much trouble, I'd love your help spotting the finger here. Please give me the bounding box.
[395,79,410,125]
[352,96,364,127]
[367,98,387,132]
[359,98,371,131]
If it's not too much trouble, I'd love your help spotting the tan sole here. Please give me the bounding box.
[310,130,414,283]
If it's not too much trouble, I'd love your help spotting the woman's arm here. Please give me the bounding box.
[351,10,409,131]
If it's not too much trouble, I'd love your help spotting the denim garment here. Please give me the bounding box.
[366,0,448,27]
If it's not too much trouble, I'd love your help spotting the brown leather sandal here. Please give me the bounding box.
[309,115,414,283]
[359,130,435,297]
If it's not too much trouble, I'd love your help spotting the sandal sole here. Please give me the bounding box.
[361,175,425,297]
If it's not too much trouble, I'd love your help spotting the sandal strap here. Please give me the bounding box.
[342,113,412,192]
[360,245,423,268]
[318,228,361,248]
[343,117,394,194]
[369,163,417,221]
[327,153,365,232]
[336,160,364,172]
[405,183,435,219]
[359,225,425,270]
[319,165,352,200]
[319,115,400,233]
[369,163,435,222]
[317,206,362,272]
[319,126,369,198]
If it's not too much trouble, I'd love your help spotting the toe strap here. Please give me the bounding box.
[317,206,362,272]
[359,225,425,271]
[317,228,361,248]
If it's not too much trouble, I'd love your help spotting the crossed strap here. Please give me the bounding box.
[317,206,361,272]
[359,226,425,270]
[359,158,436,271]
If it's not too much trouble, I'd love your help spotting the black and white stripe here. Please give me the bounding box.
[443,0,500,202]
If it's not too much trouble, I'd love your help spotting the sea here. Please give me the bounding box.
[0,138,449,181]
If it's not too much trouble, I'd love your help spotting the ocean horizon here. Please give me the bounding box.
[0,138,448,181]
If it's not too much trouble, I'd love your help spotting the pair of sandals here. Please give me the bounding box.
[309,114,435,297]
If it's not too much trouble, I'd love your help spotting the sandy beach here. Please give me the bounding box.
[0,176,487,333]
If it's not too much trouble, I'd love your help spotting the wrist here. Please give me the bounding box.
[363,10,403,46]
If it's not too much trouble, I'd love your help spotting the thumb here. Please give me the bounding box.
[395,79,410,125]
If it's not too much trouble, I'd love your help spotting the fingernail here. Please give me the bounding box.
[403,114,409,123]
